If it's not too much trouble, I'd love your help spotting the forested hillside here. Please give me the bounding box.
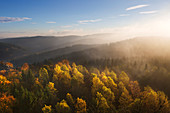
[0,60,169,113]
[8,37,170,66]
[0,34,117,58]
[0,34,118,64]
[0,42,25,61]
[39,37,170,98]
[57,37,170,60]
[10,44,97,66]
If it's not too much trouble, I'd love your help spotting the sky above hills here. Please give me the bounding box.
[0,0,170,38]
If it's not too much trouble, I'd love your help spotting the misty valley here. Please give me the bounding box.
[0,35,170,113]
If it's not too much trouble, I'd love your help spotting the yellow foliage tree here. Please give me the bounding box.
[6,62,13,68]
[141,86,159,113]
[0,93,15,113]
[110,71,118,82]
[75,98,87,113]
[119,71,129,86]
[42,105,52,113]
[66,93,74,108]
[55,99,71,113]
[101,86,115,110]
[47,82,57,93]
[0,75,11,92]
[119,86,133,112]
[39,68,49,86]
[21,63,29,71]
[157,91,170,112]
[128,81,141,98]
[96,92,110,113]
[54,64,63,75]
[91,76,104,96]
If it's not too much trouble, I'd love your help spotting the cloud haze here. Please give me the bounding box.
[78,19,102,24]
[0,17,31,23]
[139,11,158,14]
[119,14,130,17]
[46,21,56,24]
[126,5,149,11]
[61,25,72,28]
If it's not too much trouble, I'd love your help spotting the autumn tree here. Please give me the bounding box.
[39,68,49,87]
[71,67,87,97]
[45,82,57,105]
[118,71,129,86]
[55,99,71,113]
[0,75,11,92]
[129,98,142,113]
[141,86,160,113]
[109,71,118,82]
[61,64,70,72]
[66,93,74,109]
[101,86,115,110]
[101,75,118,96]
[157,91,170,112]
[77,65,89,76]
[90,67,100,76]
[53,67,71,96]
[21,63,29,72]
[103,67,110,76]
[34,78,43,89]
[91,76,104,96]
[118,85,133,112]
[0,93,15,113]
[42,105,52,113]
[128,81,141,98]
[96,92,110,113]
[107,77,118,95]
[75,98,87,113]
[72,67,84,84]
[6,62,13,68]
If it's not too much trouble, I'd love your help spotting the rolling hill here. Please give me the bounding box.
[0,33,120,53]
[56,37,170,61]
[7,36,170,66]
[10,44,98,66]
[0,42,26,61]
[0,33,123,63]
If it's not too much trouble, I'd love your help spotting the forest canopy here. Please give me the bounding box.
[0,60,170,113]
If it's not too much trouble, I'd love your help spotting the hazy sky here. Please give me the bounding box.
[0,0,170,38]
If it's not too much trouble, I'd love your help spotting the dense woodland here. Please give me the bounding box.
[1,37,170,113]
[40,56,170,98]
[32,37,170,98]
[69,57,170,98]
[0,60,170,113]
